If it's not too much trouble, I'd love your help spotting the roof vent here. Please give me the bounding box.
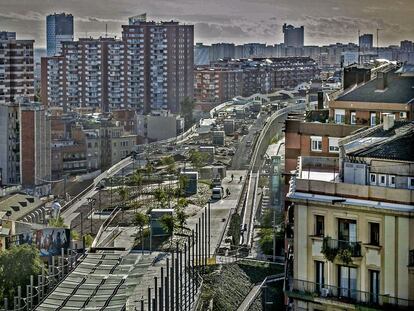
[383,114,395,131]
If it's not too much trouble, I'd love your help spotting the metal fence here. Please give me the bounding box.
[287,278,414,310]
[1,250,83,311]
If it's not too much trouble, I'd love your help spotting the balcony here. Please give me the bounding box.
[322,237,362,259]
[286,279,414,310]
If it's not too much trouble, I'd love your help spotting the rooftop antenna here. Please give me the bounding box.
[358,29,360,65]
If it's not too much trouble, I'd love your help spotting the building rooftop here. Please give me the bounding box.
[288,191,414,213]
[344,121,414,162]
[337,70,414,104]
[35,251,161,311]
[0,194,44,221]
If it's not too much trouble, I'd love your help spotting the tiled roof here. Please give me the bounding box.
[337,71,414,104]
[347,122,414,161]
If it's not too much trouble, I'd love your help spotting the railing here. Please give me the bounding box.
[287,279,414,310]
[409,250,414,267]
[323,237,362,257]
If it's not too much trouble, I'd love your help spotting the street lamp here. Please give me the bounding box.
[87,197,96,234]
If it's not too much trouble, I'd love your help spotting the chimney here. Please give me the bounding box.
[317,91,324,110]
[377,71,388,91]
[383,114,395,131]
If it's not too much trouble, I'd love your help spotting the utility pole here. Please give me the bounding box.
[357,29,360,65]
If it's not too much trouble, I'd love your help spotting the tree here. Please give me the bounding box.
[145,160,154,175]
[48,216,67,228]
[117,187,130,220]
[133,212,149,250]
[175,207,188,230]
[0,245,43,304]
[177,197,189,209]
[154,188,168,208]
[180,97,195,130]
[130,170,143,198]
[159,214,175,246]
[83,234,94,248]
[162,156,177,207]
[189,149,208,170]
[178,174,189,197]
[162,156,176,174]
[258,228,273,256]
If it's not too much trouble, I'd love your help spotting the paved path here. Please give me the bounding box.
[186,170,247,256]
[237,283,262,311]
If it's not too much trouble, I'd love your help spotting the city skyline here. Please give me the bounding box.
[0,0,413,48]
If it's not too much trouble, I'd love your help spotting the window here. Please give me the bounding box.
[369,222,380,246]
[369,270,380,303]
[338,218,357,242]
[389,175,396,188]
[409,177,414,190]
[338,266,357,299]
[315,261,325,292]
[350,111,357,125]
[335,109,345,124]
[369,173,376,185]
[400,112,407,119]
[370,112,377,127]
[311,136,322,152]
[315,215,324,236]
[329,137,340,153]
[378,174,386,187]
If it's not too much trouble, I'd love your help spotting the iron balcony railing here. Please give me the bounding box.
[286,279,414,310]
[324,237,362,257]
[409,250,414,267]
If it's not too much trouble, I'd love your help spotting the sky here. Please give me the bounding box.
[0,0,413,49]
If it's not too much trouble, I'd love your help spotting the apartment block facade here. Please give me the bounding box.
[41,38,127,112]
[203,57,319,99]
[0,38,34,105]
[0,103,20,185]
[122,20,194,114]
[19,104,51,196]
[41,19,194,114]
[285,119,414,310]
[194,68,243,104]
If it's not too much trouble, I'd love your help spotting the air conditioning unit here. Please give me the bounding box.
[321,288,330,297]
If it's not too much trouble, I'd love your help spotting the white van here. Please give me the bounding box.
[211,187,223,200]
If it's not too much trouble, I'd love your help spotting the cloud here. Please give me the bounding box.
[301,15,403,44]
[0,11,44,21]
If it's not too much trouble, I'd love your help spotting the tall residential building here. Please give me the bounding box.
[210,43,235,61]
[0,37,34,104]
[0,102,51,196]
[0,103,20,185]
[46,13,74,56]
[283,24,304,48]
[41,17,194,114]
[359,33,374,50]
[0,31,16,40]
[20,103,51,196]
[41,38,126,112]
[401,40,414,52]
[194,43,210,66]
[122,19,194,114]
